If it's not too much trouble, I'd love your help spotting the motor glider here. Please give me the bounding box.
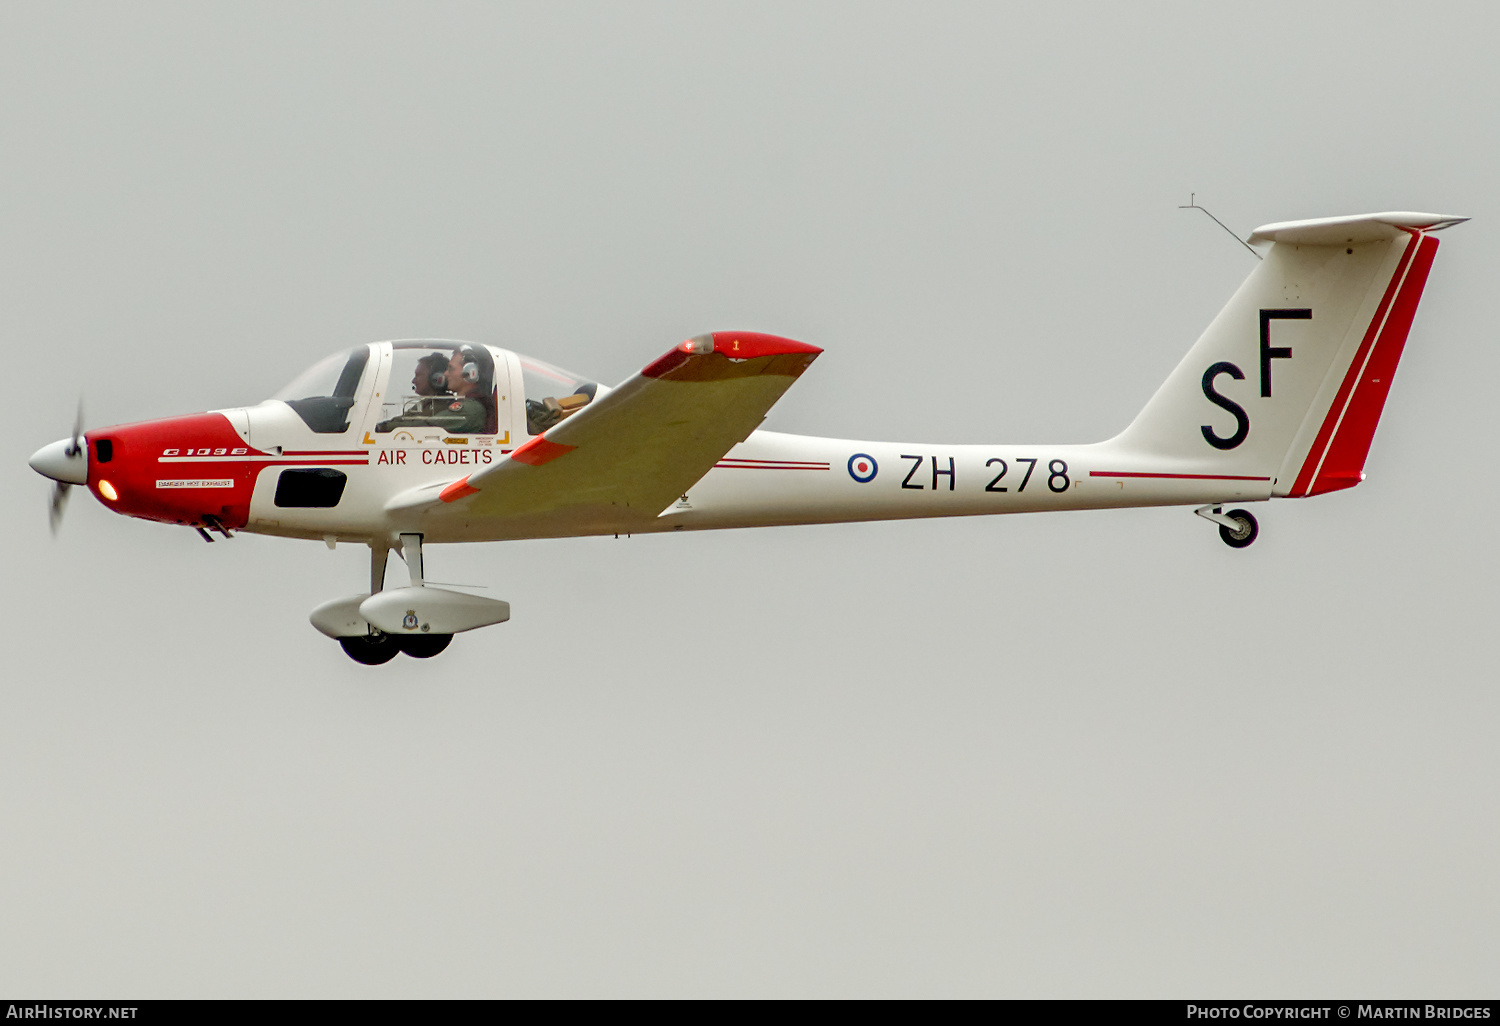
[29,212,1465,663]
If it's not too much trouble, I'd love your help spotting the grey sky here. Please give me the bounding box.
[2,1,1496,997]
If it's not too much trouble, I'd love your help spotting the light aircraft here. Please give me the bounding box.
[30,211,1465,663]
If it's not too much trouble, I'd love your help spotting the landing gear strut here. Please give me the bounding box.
[336,536,458,664]
[312,534,508,665]
[1195,505,1259,548]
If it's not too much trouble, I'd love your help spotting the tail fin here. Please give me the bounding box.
[1113,212,1465,496]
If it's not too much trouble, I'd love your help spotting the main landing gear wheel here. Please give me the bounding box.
[1219,508,1259,549]
[396,633,452,659]
[339,632,401,665]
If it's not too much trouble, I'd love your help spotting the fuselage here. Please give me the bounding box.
[70,340,1272,546]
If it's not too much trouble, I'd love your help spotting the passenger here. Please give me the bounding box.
[374,353,456,433]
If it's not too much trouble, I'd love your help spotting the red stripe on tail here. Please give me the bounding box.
[1289,233,1439,497]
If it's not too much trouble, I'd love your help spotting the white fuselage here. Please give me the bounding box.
[233,397,1268,545]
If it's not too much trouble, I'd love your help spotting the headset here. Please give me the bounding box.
[419,346,489,393]
[456,345,487,384]
[420,353,451,392]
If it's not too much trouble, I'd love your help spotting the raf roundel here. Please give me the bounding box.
[847,453,878,483]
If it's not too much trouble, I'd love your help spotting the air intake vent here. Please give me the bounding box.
[274,468,347,508]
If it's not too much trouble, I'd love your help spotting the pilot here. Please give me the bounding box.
[439,345,494,434]
[374,353,456,433]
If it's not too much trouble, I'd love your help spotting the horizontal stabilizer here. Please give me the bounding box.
[1249,212,1467,246]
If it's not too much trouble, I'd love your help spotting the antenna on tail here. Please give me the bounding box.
[1180,193,1262,260]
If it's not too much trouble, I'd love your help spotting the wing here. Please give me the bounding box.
[387,332,821,537]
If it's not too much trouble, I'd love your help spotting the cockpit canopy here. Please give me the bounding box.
[268,341,604,437]
[517,353,601,435]
[270,346,370,433]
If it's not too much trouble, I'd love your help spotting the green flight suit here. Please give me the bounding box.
[377,396,488,434]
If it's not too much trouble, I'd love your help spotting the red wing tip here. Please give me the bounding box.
[708,331,822,358]
[642,332,822,378]
[641,332,822,378]
[439,477,480,502]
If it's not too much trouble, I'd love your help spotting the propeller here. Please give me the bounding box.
[48,480,69,535]
[30,400,87,535]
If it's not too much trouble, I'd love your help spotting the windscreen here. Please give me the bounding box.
[269,346,370,433]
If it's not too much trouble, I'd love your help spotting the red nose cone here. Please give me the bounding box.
[89,413,262,529]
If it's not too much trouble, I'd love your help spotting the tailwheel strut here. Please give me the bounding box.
[1195,504,1259,549]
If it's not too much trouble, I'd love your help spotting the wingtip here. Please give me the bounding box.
[706,331,822,358]
[643,332,823,379]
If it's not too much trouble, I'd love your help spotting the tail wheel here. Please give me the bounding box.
[397,633,453,659]
[339,632,400,665]
[1219,508,1259,548]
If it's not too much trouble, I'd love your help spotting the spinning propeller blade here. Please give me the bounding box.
[67,400,83,458]
[48,481,70,536]
[32,399,86,535]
